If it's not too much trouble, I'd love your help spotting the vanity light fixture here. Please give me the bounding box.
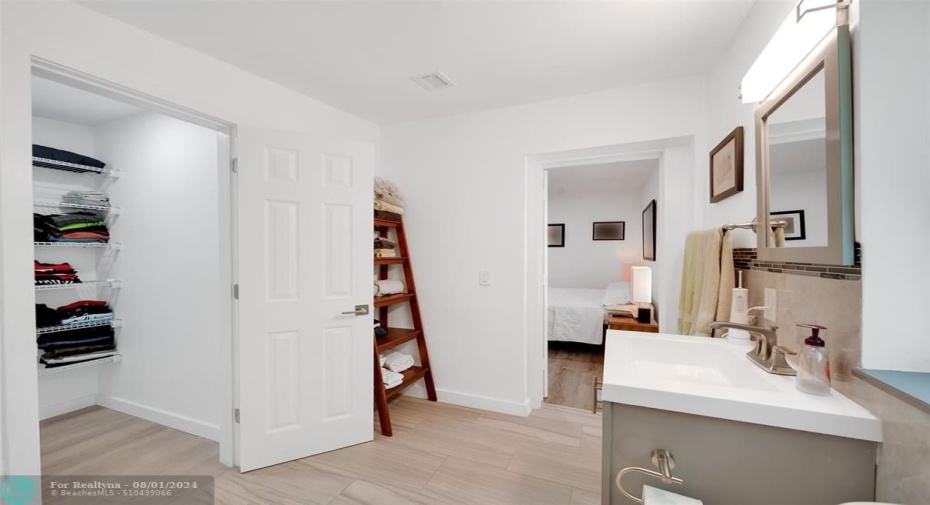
[740,0,850,103]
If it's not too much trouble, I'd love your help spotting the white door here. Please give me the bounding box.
[542,170,549,398]
[237,126,374,472]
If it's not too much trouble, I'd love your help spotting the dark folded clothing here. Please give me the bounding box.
[42,344,116,360]
[37,326,114,349]
[33,145,106,169]
[36,304,63,327]
[41,353,114,368]
[375,326,388,339]
[374,210,402,222]
[373,238,396,249]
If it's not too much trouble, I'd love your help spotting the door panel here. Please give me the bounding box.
[237,126,373,472]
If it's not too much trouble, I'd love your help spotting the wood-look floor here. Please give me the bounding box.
[41,397,601,505]
[545,342,605,411]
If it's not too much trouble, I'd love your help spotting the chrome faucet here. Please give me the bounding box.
[709,322,797,376]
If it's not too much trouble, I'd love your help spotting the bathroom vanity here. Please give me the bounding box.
[601,331,881,505]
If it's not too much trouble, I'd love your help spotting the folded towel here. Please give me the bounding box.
[374,176,404,206]
[379,354,386,367]
[375,249,397,258]
[373,238,396,249]
[374,200,405,215]
[382,368,404,389]
[374,279,405,296]
[383,351,414,373]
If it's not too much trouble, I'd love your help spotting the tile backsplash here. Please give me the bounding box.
[734,244,861,281]
[739,250,929,505]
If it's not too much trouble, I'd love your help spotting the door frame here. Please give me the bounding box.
[25,57,239,466]
[524,137,697,409]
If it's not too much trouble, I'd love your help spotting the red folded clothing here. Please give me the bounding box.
[57,300,108,311]
[34,260,75,272]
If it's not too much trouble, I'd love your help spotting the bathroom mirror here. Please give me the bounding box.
[756,25,854,265]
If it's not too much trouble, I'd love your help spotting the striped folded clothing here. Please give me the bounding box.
[62,191,110,208]
[34,212,110,243]
[34,260,82,285]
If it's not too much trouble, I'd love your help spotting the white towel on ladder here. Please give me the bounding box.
[382,351,414,373]
[382,368,404,389]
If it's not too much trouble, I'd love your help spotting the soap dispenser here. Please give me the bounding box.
[796,323,831,395]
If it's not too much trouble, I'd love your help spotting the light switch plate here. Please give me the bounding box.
[479,269,492,286]
[764,288,777,322]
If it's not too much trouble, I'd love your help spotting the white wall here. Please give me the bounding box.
[94,112,223,440]
[381,77,705,414]
[768,168,828,247]
[547,186,643,289]
[856,0,930,372]
[0,1,378,474]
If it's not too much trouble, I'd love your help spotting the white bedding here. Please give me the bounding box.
[547,287,607,345]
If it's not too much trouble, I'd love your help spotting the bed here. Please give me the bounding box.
[547,282,632,345]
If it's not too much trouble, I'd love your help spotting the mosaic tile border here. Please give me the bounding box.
[733,244,862,281]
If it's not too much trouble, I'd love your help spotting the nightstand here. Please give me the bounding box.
[607,314,659,333]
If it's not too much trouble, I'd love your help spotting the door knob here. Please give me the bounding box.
[341,304,370,316]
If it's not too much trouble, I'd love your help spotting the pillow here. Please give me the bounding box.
[602,281,632,306]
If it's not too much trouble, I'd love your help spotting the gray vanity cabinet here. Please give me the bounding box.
[603,402,876,505]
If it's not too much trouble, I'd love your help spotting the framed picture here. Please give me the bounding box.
[642,200,656,260]
[547,223,565,247]
[592,221,625,241]
[770,210,806,240]
[709,126,744,203]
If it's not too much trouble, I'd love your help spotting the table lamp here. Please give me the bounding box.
[631,266,652,323]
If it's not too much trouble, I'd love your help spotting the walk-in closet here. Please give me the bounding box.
[31,73,232,466]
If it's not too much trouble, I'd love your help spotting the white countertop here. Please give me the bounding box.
[602,330,882,442]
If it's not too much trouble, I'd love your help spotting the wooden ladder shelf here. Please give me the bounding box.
[374,216,437,436]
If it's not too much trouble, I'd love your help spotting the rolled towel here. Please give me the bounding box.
[374,279,405,296]
[374,200,405,215]
[383,350,414,373]
[382,368,404,389]
[374,176,404,206]
[375,249,397,258]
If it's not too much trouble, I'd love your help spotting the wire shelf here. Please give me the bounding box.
[34,200,118,214]
[34,280,121,291]
[38,353,122,376]
[32,157,118,176]
[36,318,119,335]
[34,241,117,249]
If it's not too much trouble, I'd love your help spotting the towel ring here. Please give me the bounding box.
[615,466,684,504]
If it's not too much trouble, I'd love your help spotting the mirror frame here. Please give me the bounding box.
[755,24,854,265]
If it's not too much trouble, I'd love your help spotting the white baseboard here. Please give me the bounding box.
[40,394,96,420]
[97,396,220,441]
[434,388,532,417]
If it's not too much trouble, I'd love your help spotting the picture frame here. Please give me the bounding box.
[770,210,806,241]
[709,126,744,203]
[642,200,656,261]
[592,221,625,241]
[547,223,565,247]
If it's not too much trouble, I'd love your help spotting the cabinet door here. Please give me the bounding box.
[237,126,374,472]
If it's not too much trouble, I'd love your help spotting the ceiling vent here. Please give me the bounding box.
[410,71,456,91]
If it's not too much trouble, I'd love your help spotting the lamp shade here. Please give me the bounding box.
[631,266,652,304]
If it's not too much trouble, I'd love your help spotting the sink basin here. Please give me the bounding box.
[602,331,882,442]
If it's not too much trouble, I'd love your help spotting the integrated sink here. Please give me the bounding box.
[602,331,882,442]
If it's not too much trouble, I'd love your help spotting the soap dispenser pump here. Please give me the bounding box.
[796,323,831,395]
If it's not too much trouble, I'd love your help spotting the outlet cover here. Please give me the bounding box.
[479,269,492,286]
[764,288,777,322]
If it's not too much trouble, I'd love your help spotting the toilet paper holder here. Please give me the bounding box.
[616,449,684,504]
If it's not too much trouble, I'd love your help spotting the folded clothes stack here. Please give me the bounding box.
[34,211,110,243]
[33,144,107,172]
[373,176,405,219]
[381,368,404,389]
[374,279,405,296]
[34,260,81,285]
[36,300,114,328]
[62,191,110,208]
[381,351,414,373]
[37,325,116,368]
[373,236,397,258]
[373,319,388,339]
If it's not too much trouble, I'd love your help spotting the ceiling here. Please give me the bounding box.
[32,76,144,126]
[79,1,756,125]
[548,159,657,196]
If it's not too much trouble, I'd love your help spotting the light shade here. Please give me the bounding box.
[740,2,836,103]
[631,266,652,304]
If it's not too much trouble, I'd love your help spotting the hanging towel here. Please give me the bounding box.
[373,200,405,215]
[768,226,786,247]
[677,228,734,337]
[382,351,414,373]
[374,279,405,296]
[382,368,404,389]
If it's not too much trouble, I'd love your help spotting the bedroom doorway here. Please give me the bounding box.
[544,160,658,411]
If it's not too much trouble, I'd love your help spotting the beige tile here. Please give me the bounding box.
[569,487,600,505]
[421,456,573,505]
[507,434,601,492]
[328,480,420,505]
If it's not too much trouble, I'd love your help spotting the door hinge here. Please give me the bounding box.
[233,284,239,300]
[234,408,240,423]
[231,158,238,173]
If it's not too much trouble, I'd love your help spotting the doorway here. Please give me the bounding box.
[29,62,237,468]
